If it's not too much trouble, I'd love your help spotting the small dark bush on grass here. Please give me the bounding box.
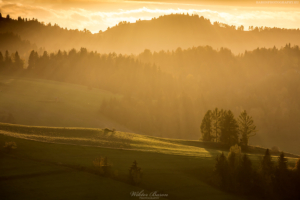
[93,156,114,177]
[3,141,17,153]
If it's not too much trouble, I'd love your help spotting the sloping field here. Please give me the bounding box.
[0,132,243,200]
[1,124,299,200]
[0,122,219,157]
[0,122,298,160]
[0,76,130,131]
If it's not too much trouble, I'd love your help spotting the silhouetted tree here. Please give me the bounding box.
[220,110,239,145]
[200,110,212,141]
[4,50,12,69]
[129,160,142,185]
[13,51,23,70]
[237,154,253,194]
[238,110,257,146]
[261,149,274,176]
[211,108,223,142]
[28,50,38,70]
[260,149,274,196]
[277,152,288,172]
[274,152,290,198]
[214,152,229,188]
[226,144,242,191]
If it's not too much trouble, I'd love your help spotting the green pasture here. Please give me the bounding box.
[0,123,299,200]
[0,133,241,200]
[0,76,128,131]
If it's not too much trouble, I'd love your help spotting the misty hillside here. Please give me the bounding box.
[1,14,300,54]
[0,76,131,132]
[0,33,36,57]
[1,44,300,154]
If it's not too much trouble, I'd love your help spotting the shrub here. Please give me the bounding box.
[93,156,113,177]
[228,144,242,170]
[3,141,17,153]
[129,160,142,185]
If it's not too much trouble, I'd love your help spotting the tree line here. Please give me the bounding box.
[0,50,24,72]
[201,109,257,146]
[214,147,300,199]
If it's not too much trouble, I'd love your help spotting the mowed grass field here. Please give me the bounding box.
[0,123,299,200]
[0,76,130,131]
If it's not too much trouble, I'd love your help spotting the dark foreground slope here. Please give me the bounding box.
[0,126,242,200]
[0,123,298,200]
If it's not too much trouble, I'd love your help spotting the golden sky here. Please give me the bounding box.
[1,0,299,33]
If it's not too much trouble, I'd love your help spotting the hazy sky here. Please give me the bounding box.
[1,0,299,33]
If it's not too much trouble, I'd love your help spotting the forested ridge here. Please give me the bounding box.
[1,44,300,154]
[1,13,300,55]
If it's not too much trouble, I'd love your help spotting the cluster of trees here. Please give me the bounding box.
[214,147,300,199]
[0,50,24,72]
[1,13,300,54]
[93,156,142,185]
[200,109,256,146]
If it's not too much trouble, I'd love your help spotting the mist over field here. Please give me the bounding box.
[1,1,300,200]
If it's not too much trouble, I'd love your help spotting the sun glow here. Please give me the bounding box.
[0,0,299,33]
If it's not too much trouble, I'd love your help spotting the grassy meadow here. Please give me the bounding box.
[0,122,299,200]
[0,76,129,131]
[0,129,239,200]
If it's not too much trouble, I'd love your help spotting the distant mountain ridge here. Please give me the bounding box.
[1,13,300,54]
